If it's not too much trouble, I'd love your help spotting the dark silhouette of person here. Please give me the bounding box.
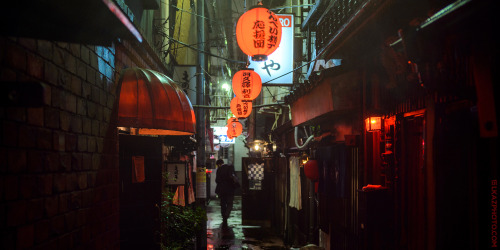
[215,159,236,226]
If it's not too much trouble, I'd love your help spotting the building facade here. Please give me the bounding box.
[0,0,182,248]
[271,0,498,249]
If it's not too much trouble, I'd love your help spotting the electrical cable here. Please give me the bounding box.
[172,0,186,60]
[166,1,318,111]
[270,4,315,11]
[165,35,246,64]
[171,4,220,23]
[262,59,315,85]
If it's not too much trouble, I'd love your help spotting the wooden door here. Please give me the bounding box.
[398,114,426,250]
[241,157,275,225]
[119,134,163,250]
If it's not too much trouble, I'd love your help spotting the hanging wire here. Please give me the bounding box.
[233,0,243,15]
[171,4,220,23]
[164,35,246,64]
[259,58,315,103]
[186,59,316,108]
[168,37,227,51]
[181,82,291,99]
[270,4,314,11]
[166,0,316,110]
[262,59,315,85]
[166,0,245,64]
[172,0,186,59]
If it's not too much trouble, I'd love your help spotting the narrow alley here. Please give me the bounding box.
[207,196,290,250]
[1,0,498,249]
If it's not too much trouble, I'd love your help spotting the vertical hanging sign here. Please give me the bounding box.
[173,66,197,104]
[132,156,145,183]
[249,14,294,85]
[165,162,186,185]
[196,167,207,198]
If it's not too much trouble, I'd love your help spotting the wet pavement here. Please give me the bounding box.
[207,196,288,249]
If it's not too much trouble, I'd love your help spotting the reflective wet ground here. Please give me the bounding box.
[207,196,288,249]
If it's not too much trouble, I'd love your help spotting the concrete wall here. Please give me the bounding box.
[233,136,247,172]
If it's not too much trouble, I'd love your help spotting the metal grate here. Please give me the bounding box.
[316,0,364,51]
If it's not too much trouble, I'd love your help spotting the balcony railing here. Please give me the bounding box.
[315,0,365,52]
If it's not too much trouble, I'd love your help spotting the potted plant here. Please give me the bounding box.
[159,173,206,249]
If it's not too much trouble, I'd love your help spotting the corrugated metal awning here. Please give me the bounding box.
[117,68,196,135]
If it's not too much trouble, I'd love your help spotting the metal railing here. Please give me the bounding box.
[315,0,365,51]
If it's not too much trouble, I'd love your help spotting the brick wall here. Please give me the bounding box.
[0,36,133,249]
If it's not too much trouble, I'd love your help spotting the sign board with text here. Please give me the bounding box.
[248,14,294,85]
[165,162,186,185]
[173,66,197,104]
[196,167,207,198]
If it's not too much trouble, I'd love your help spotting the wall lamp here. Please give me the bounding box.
[365,116,382,132]
[247,139,267,152]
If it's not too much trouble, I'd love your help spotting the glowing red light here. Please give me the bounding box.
[235,6,283,61]
[232,69,262,101]
[365,117,382,131]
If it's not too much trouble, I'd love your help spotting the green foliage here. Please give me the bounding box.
[159,174,206,249]
[311,125,321,137]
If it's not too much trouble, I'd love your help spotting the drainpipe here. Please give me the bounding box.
[293,124,316,242]
[196,0,206,169]
[294,126,315,149]
[309,179,315,243]
[196,0,207,249]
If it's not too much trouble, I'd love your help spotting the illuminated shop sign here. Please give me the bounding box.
[248,14,294,85]
[213,126,235,144]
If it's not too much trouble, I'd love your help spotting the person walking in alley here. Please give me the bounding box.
[215,159,238,227]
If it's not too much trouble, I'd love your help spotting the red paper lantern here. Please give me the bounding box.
[232,69,262,101]
[235,6,282,61]
[230,97,252,118]
[304,160,319,181]
[226,125,235,139]
[227,117,238,125]
[226,117,243,138]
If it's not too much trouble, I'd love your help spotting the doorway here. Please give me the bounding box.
[398,113,426,250]
[241,157,275,226]
[119,134,163,249]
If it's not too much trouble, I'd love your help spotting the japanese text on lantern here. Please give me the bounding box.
[267,9,279,49]
[230,123,236,134]
[253,20,265,48]
[230,97,252,118]
[242,72,251,99]
[237,102,249,116]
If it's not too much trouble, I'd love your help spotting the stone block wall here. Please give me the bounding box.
[0,37,121,249]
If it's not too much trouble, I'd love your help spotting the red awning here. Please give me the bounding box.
[117,68,196,135]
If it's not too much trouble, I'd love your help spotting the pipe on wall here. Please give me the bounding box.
[294,126,315,149]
